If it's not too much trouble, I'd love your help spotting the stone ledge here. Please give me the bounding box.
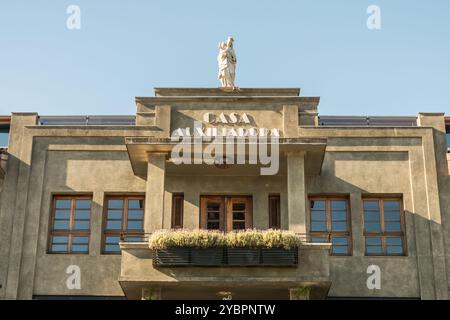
[119,242,332,251]
[154,87,301,97]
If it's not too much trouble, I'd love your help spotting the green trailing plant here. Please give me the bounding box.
[148,229,302,250]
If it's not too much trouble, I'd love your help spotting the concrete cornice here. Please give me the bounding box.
[11,112,38,116]
[136,96,320,105]
[154,87,301,97]
[418,112,445,116]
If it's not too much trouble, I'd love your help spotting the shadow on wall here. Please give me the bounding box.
[0,136,145,299]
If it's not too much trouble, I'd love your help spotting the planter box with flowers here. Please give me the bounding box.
[149,229,301,267]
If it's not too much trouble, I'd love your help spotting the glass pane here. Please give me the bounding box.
[127,220,143,230]
[233,222,246,230]
[72,236,89,244]
[365,222,381,233]
[107,220,122,230]
[332,246,348,255]
[108,199,123,209]
[387,246,403,255]
[207,212,220,220]
[366,237,382,246]
[363,200,379,210]
[74,210,89,220]
[311,211,326,221]
[366,246,383,255]
[331,200,346,210]
[55,210,70,219]
[0,131,9,147]
[332,221,347,232]
[332,237,348,245]
[310,200,325,210]
[386,237,402,246]
[107,210,122,219]
[233,212,245,220]
[331,211,347,221]
[105,244,120,253]
[233,203,245,211]
[128,199,144,209]
[384,200,400,211]
[73,220,90,230]
[71,244,88,253]
[54,220,69,230]
[127,210,144,220]
[385,222,401,232]
[207,203,220,211]
[207,222,220,230]
[311,222,326,232]
[105,236,120,244]
[55,199,71,209]
[75,200,91,209]
[51,244,68,252]
[384,211,400,221]
[310,237,328,243]
[52,236,68,244]
[364,211,380,222]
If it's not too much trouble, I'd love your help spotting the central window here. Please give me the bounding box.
[200,196,253,231]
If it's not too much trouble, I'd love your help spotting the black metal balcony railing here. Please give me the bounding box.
[153,247,299,267]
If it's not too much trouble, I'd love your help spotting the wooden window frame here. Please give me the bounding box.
[171,193,184,229]
[268,195,281,229]
[47,195,92,254]
[102,195,145,255]
[226,196,253,231]
[200,195,253,232]
[308,196,352,256]
[363,197,406,256]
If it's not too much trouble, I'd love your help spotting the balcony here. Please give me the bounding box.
[118,231,332,300]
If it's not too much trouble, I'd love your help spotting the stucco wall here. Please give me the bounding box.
[0,97,448,300]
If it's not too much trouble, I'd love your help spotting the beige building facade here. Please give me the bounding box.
[0,87,449,300]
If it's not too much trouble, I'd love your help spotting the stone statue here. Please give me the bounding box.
[218,37,237,88]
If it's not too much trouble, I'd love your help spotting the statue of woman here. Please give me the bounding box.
[218,37,237,88]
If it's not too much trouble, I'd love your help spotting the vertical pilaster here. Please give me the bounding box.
[287,151,307,234]
[282,105,299,138]
[89,191,105,256]
[183,189,199,229]
[145,153,167,233]
[416,112,449,300]
[350,192,364,256]
[0,113,38,299]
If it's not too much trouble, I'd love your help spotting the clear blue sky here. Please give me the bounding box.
[0,0,449,116]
